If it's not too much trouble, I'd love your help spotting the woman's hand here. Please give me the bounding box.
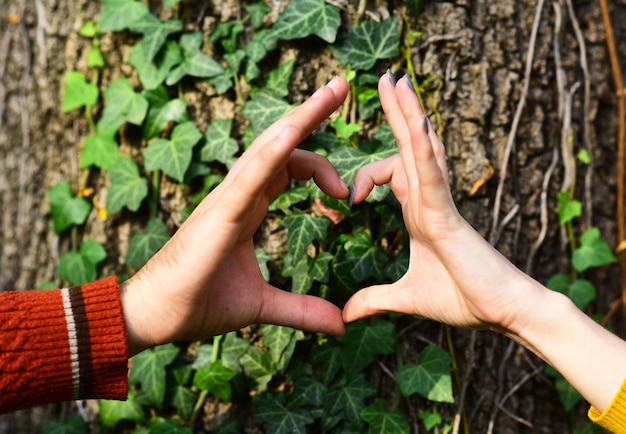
[343,73,542,333]
[122,77,350,356]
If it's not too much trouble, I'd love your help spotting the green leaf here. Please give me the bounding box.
[165,364,196,420]
[194,360,237,401]
[129,343,180,408]
[385,249,409,281]
[289,375,327,408]
[164,0,182,6]
[311,343,342,385]
[99,391,146,427]
[279,213,330,261]
[201,118,239,168]
[325,373,376,426]
[344,229,388,282]
[246,3,271,29]
[62,71,99,112]
[125,218,170,269]
[361,399,410,434]
[328,146,396,202]
[99,78,149,131]
[397,345,454,403]
[191,343,214,370]
[557,191,582,225]
[80,239,107,265]
[48,181,91,234]
[256,248,272,282]
[240,346,276,391]
[242,89,293,135]
[148,419,192,434]
[255,395,314,434]
[261,325,304,373]
[572,227,617,272]
[59,251,95,286]
[144,121,202,182]
[420,410,442,431]
[143,86,189,139]
[330,18,400,70]
[79,21,98,38]
[129,15,182,63]
[129,41,182,91]
[547,274,597,310]
[331,117,361,139]
[80,130,119,169]
[269,187,310,213]
[106,157,148,214]
[269,0,341,43]
[282,254,315,295]
[166,32,224,85]
[87,47,106,68]
[577,149,591,164]
[99,0,149,33]
[43,414,88,434]
[339,320,395,371]
[265,58,297,97]
[221,332,250,372]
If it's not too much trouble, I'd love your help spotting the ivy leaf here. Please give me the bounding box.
[547,274,597,311]
[79,21,98,38]
[255,395,314,434]
[165,363,197,420]
[221,332,251,373]
[62,71,99,112]
[246,3,271,29]
[191,344,214,370]
[99,78,149,131]
[261,325,304,373]
[421,410,443,431]
[143,86,189,140]
[339,320,395,371]
[59,252,93,286]
[80,130,119,169]
[572,227,617,272]
[193,360,237,402]
[106,157,148,214]
[99,391,146,428]
[325,373,376,427]
[330,18,400,70]
[87,47,106,68]
[265,58,296,97]
[385,249,409,281]
[557,191,582,225]
[256,248,272,281]
[328,145,396,202]
[344,229,388,282]
[99,0,149,33]
[125,218,170,269]
[397,345,454,403]
[144,121,202,182]
[242,89,293,135]
[361,399,410,434]
[331,117,361,139]
[129,343,180,408]
[282,254,315,295]
[289,375,327,409]
[43,414,88,434]
[166,32,224,85]
[269,187,310,214]
[201,118,239,168]
[269,0,341,43]
[129,15,182,63]
[240,346,276,391]
[311,343,342,385]
[48,181,91,234]
[129,41,182,91]
[279,212,330,261]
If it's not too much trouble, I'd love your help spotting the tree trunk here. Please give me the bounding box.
[1,0,625,432]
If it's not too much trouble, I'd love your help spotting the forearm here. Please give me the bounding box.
[511,281,626,412]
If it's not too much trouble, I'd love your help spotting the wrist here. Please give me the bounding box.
[120,277,154,357]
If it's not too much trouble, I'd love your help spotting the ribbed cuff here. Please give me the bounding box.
[588,377,626,433]
[0,277,128,414]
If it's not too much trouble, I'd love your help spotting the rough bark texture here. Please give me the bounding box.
[1,0,625,432]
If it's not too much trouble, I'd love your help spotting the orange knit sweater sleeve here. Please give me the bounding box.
[588,378,626,433]
[0,277,128,414]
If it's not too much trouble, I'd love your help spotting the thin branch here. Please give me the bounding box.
[599,0,626,328]
[490,0,546,244]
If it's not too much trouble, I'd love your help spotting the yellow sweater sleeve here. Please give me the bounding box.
[588,377,626,433]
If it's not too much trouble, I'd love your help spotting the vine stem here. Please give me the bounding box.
[190,335,224,429]
[598,0,626,328]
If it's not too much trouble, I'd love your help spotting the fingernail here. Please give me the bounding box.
[422,115,429,135]
[327,76,339,89]
[405,74,415,93]
[386,68,397,87]
[311,87,324,98]
[348,186,355,207]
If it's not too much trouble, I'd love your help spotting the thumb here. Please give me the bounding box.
[342,280,414,322]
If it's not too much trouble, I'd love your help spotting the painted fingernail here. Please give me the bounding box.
[405,74,415,93]
[348,186,355,207]
[327,76,339,89]
[422,115,429,135]
[386,68,397,87]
